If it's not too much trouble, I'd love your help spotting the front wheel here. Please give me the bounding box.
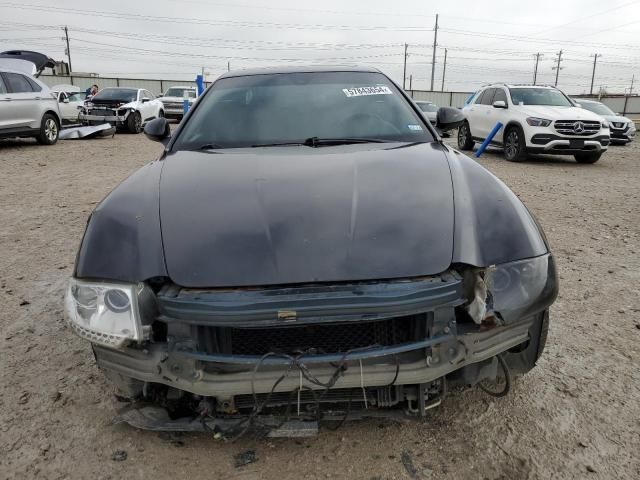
[36,113,59,145]
[504,126,527,162]
[126,111,142,133]
[457,122,474,150]
[574,151,603,164]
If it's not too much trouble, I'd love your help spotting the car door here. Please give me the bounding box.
[139,89,155,122]
[57,91,74,121]
[476,88,497,139]
[490,87,510,143]
[0,71,41,130]
[0,74,14,130]
[466,88,491,139]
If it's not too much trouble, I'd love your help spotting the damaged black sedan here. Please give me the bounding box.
[65,67,557,437]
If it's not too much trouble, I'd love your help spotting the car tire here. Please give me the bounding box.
[36,113,59,145]
[503,310,550,375]
[574,151,603,164]
[457,122,474,150]
[127,111,142,133]
[503,125,527,162]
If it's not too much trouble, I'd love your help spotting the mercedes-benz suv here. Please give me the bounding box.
[458,84,610,164]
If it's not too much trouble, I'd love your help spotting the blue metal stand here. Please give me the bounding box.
[475,122,503,158]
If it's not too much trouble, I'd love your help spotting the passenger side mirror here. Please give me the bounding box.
[144,117,171,145]
[492,100,507,109]
[142,97,150,103]
[435,107,465,132]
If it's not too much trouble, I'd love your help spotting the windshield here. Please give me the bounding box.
[578,101,615,116]
[68,92,86,102]
[509,88,572,107]
[174,71,433,150]
[165,87,196,98]
[92,88,137,103]
[417,102,438,113]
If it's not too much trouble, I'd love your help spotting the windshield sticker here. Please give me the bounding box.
[408,124,423,131]
[342,86,393,98]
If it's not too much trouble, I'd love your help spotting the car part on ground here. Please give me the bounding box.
[460,84,610,163]
[0,63,62,145]
[65,66,558,438]
[59,123,116,140]
[78,87,164,133]
[573,98,635,145]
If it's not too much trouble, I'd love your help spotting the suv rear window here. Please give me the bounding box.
[2,72,34,93]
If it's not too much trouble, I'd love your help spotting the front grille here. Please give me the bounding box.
[194,315,427,356]
[554,120,601,136]
[610,122,627,130]
[233,386,401,410]
[89,107,117,116]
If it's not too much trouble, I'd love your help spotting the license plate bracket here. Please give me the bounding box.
[569,138,585,149]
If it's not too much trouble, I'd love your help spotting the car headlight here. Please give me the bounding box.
[489,254,558,324]
[526,117,551,127]
[64,278,150,348]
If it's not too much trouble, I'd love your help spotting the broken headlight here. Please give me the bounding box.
[64,278,150,349]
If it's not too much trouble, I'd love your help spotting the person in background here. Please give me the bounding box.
[85,84,98,98]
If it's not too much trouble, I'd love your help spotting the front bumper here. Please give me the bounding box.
[79,111,130,125]
[528,133,609,154]
[94,318,533,398]
[161,103,187,118]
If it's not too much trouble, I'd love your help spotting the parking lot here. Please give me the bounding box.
[0,133,638,480]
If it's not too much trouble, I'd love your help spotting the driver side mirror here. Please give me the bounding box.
[144,117,171,145]
[141,97,150,103]
[492,100,507,109]
[435,107,465,132]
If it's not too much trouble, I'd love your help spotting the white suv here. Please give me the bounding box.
[458,84,610,164]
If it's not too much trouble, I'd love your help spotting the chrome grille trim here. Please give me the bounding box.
[554,120,601,136]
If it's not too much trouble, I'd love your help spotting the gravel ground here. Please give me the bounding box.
[0,132,639,480]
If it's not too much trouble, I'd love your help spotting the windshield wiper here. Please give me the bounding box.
[251,141,307,148]
[303,137,389,147]
[194,143,224,150]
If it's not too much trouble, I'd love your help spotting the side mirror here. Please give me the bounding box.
[61,97,69,104]
[142,97,151,103]
[435,107,465,132]
[158,93,163,97]
[492,100,507,109]
[144,117,171,145]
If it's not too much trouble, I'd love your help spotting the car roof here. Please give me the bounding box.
[218,65,381,79]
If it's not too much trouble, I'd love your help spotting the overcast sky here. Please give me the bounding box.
[1,0,639,93]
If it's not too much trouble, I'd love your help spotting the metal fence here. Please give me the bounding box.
[39,74,210,96]
[407,89,640,116]
[39,74,640,116]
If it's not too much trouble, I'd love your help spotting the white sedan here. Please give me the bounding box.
[50,84,86,124]
[78,87,164,133]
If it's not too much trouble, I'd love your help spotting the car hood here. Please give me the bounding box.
[600,114,632,124]
[159,143,455,287]
[520,105,603,121]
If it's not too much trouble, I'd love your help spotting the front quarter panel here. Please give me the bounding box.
[446,149,548,266]
[74,160,167,283]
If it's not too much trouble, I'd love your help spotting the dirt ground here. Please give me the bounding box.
[0,130,638,480]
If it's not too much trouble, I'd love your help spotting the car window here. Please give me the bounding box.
[493,88,507,104]
[144,90,155,100]
[68,92,85,102]
[473,90,487,105]
[480,88,496,105]
[59,92,68,101]
[578,101,615,116]
[0,75,6,94]
[26,76,42,92]
[417,102,438,112]
[174,71,435,150]
[509,88,572,106]
[2,72,34,93]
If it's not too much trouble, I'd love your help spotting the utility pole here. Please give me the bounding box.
[409,74,413,90]
[227,61,230,72]
[441,48,447,91]
[532,53,543,85]
[63,26,72,73]
[552,49,563,87]
[623,74,635,115]
[430,13,438,91]
[402,43,408,90]
[589,53,601,95]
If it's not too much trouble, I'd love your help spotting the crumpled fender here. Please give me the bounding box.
[445,148,548,266]
[74,160,167,282]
